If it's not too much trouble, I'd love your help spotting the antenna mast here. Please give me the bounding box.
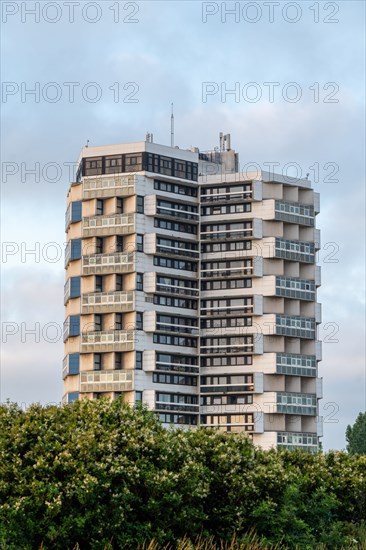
[171,103,174,147]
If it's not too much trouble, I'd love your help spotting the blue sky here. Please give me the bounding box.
[1,0,365,449]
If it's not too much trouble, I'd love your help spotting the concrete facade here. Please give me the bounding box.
[64,134,322,451]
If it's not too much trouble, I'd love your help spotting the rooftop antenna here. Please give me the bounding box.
[85,139,89,148]
[170,103,174,148]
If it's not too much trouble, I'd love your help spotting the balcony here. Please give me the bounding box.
[277,431,318,451]
[82,213,135,238]
[276,392,317,416]
[155,402,199,413]
[82,175,135,199]
[81,291,134,314]
[275,276,315,301]
[80,370,134,393]
[82,252,135,275]
[275,201,314,226]
[275,238,315,263]
[81,330,135,352]
[276,315,316,339]
[276,353,316,377]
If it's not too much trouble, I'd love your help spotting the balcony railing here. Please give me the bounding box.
[82,252,135,275]
[81,291,134,313]
[277,392,317,416]
[277,432,318,451]
[82,175,135,199]
[80,370,134,393]
[275,201,314,226]
[81,330,135,352]
[276,353,316,377]
[82,213,135,237]
[276,315,315,339]
[155,402,199,413]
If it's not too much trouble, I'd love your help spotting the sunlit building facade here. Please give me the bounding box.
[64,134,322,450]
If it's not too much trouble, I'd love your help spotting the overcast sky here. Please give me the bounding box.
[1,0,365,450]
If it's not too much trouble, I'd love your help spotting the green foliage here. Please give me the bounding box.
[1,399,366,549]
[346,412,366,455]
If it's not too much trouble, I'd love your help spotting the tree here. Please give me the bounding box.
[346,412,366,454]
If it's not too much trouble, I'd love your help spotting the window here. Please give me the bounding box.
[68,353,80,375]
[67,392,79,403]
[153,256,198,272]
[136,351,143,370]
[96,237,104,254]
[115,352,123,370]
[94,353,102,371]
[105,155,122,174]
[70,277,81,298]
[115,313,122,330]
[136,312,143,330]
[136,273,143,291]
[94,314,103,331]
[136,234,144,252]
[116,197,123,214]
[70,239,81,260]
[153,334,197,348]
[153,373,197,386]
[95,275,103,292]
[136,196,144,213]
[116,274,123,291]
[116,236,124,252]
[115,273,123,292]
[135,391,143,404]
[69,315,80,337]
[154,219,197,234]
[125,153,143,171]
[201,279,252,291]
[71,201,82,222]
[153,296,197,309]
[154,180,198,197]
[96,199,104,216]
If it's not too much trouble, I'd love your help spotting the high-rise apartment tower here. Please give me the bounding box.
[64,133,322,450]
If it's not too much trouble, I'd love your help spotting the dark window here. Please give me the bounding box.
[136,196,144,213]
[95,275,103,292]
[96,199,104,216]
[84,157,102,176]
[154,180,198,197]
[105,155,122,174]
[94,353,102,371]
[115,313,122,330]
[116,274,123,291]
[136,351,143,370]
[96,237,104,254]
[136,273,143,291]
[136,234,144,252]
[116,197,123,214]
[70,277,81,298]
[70,239,81,260]
[116,236,124,252]
[115,352,123,370]
[94,314,103,331]
[135,391,143,403]
[136,312,143,330]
